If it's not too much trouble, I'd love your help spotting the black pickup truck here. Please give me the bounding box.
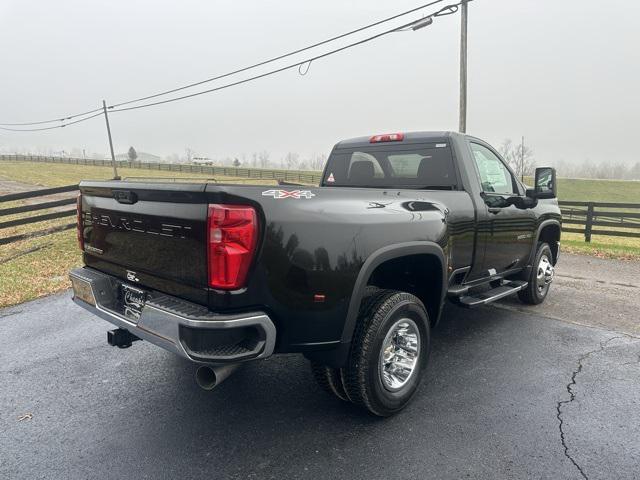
[70,131,561,416]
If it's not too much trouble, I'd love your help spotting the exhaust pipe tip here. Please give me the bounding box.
[195,366,218,391]
[195,364,240,391]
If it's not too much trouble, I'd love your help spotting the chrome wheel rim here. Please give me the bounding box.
[379,318,421,392]
[536,254,554,293]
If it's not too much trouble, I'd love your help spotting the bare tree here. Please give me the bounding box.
[184,147,195,164]
[309,153,327,171]
[284,152,299,170]
[611,162,628,180]
[258,150,270,168]
[499,139,535,179]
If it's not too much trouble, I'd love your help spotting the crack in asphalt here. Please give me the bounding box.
[623,353,640,366]
[555,335,627,480]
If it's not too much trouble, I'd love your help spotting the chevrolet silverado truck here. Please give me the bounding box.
[70,131,561,416]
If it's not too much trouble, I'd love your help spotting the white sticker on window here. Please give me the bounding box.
[327,173,335,183]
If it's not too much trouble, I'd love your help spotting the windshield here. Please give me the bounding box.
[322,143,457,189]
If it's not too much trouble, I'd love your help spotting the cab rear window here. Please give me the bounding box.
[322,143,457,189]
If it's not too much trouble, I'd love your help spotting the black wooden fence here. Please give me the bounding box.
[559,201,640,242]
[0,185,78,246]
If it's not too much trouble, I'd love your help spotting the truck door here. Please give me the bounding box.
[468,142,536,276]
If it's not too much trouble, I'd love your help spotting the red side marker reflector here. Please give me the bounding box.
[370,133,404,143]
[313,294,326,303]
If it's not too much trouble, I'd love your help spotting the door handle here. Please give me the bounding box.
[488,207,501,214]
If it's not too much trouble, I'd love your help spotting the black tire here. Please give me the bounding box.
[310,362,349,401]
[309,286,381,403]
[518,242,554,305]
[342,289,431,417]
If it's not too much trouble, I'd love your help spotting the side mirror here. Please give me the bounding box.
[527,167,557,199]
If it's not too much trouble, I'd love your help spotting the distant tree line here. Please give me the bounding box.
[548,158,640,180]
[499,139,640,180]
[163,147,328,171]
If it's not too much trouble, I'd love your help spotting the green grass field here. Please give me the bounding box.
[557,178,640,203]
[561,233,640,260]
[523,176,640,203]
[0,161,282,187]
[1,162,638,308]
[555,178,639,260]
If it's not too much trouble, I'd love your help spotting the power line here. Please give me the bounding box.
[0,112,103,132]
[0,0,446,126]
[109,2,465,114]
[108,0,446,109]
[0,107,103,127]
[0,1,468,130]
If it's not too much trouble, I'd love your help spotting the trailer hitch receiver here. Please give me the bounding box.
[107,328,141,349]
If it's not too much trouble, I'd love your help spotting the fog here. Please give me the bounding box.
[1,0,638,167]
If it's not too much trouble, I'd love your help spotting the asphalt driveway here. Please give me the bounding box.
[1,254,639,480]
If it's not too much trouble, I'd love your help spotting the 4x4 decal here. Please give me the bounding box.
[261,189,316,199]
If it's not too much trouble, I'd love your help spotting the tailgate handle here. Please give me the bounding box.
[113,190,138,204]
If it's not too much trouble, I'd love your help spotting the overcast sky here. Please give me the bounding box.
[0,0,638,165]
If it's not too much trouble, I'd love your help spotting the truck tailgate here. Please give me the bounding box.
[79,181,209,302]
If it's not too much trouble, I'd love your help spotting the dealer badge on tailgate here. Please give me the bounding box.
[121,284,146,322]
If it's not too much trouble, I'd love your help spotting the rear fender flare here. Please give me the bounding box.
[340,241,447,343]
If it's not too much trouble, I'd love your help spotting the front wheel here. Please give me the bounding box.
[518,242,555,305]
[342,290,431,417]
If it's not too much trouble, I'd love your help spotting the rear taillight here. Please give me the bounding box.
[207,204,258,290]
[369,132,404,143]
[76,193,84,251]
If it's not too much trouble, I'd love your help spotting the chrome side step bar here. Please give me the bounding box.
[456,280,528,308]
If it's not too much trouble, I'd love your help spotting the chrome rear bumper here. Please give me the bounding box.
[69,267,276,364]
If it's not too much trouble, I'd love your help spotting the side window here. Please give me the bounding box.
[470,143,515,194]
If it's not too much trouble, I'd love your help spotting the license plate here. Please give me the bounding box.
[121,284,146,322]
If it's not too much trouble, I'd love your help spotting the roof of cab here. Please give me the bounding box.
[334,131,457,149]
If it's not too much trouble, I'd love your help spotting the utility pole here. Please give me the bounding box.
[102,100,120,180]
[459,0,468,133]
